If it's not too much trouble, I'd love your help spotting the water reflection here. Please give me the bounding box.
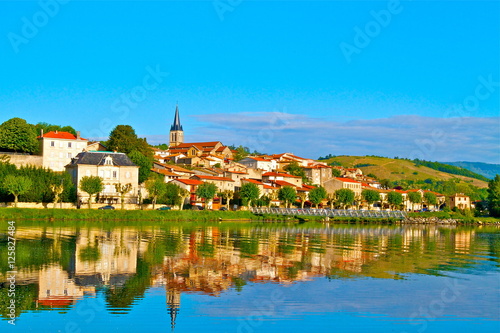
[1,223,499,328]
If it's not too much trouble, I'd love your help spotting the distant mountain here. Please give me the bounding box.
[444,161,500,179]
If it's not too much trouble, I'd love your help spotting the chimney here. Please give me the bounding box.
[55,130,58,134]
[76,131,80,139]
[40,129,44,137]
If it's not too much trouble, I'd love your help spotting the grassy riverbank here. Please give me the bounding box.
[0,208,498,225]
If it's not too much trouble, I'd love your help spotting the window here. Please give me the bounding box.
[126,172,131,179]
[68,142,72,148]
[59,152,64,158]
[99,170,104,178]
[113,171,117,179]
[67,153,72,158]
[60,141,64,148]
[50,141,55,147]
[86,170,91,177]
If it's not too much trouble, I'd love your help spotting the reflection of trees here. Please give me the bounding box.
[0,284,38,319]
[105,258,151,312]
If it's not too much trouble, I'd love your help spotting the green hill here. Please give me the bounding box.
[320,155,489,189]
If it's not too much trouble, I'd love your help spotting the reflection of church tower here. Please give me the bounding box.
[167,287,180,331]
[169,105,184,147]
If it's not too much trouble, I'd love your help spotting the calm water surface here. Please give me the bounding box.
[1,222,499,333]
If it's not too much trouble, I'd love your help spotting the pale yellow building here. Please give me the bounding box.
[66,151,140,206]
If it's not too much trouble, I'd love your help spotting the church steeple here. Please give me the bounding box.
[169,104,184,147]
[170,104,183,131]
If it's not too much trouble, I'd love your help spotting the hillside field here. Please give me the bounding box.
[322,156,489,188]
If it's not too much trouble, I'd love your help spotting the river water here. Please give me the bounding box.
[1,223,499,333]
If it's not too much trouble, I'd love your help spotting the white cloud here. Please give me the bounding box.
[148,112,500,163]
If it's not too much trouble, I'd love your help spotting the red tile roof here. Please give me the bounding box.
[262,172,301,178]
[243,178,265,185]
[39,131,87,141]
[272,180,297,188]
[335,177,360,183]
[175,179,203,186]
[151,168,179,177]
[192,175,234,182]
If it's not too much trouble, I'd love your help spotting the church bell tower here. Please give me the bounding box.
[169,105,184,147]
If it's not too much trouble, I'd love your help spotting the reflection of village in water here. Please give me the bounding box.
[0,224,496,328]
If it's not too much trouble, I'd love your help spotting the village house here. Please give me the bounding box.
[447,193,472,210]
[324,177,362,197]
[38,130,88,172]
[153,161,194,179]
[151,168,182,182]
[171,178,204,207]
[190,175,235,192]
[223,170,248,188]
[262,172,303,187]
[238,156,276,172]
[65,151,140,206]
[303,164,333,186]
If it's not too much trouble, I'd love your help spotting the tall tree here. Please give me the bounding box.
[145,177,166,209]
[162,182,181,207]
[308,186,327,208]
[79,176,103,209]
[297,192,307,209]
[239,183,260,208]
[278,186,297,208]
[335,188,355,209]
[408,192,422,211]
[106,125,153,157]
[423,192,437,210]
[362,189,381,210]
[50,183,64,209]
[35,122,76,136]
[488,175,500,217]
[387,191,403,211]
[284,162,309,184]
[178,188,190,210]
[218,190,234,209]
[195,182,218,208]
[115,183,133,210]
[0,118,38,153]
[128,150,153,183]
[2,175,32,207]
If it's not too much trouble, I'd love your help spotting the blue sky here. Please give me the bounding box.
[0,0,498,163]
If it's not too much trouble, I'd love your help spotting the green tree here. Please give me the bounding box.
[297,192,307,208]
[218,190,234,209]
[161,182,181,207]
[195,182,218,208]
[308,186,327,208]
[128,150,153,183]
[231,145,250,162]
[50,183,64,209]
[331,168,341,177]
[387,191,403,210]
[79,176,103,209]
[488,175,500,217]
[35,122,76,136]
[278,186,297,208]
[423,192,437,210]
[284,162,309,184]
[379,179,392,190]
[178,188,190,210]
[2,175,32,207]
[335,188,355,209]
[362,189,381,210]
[239,183,260,208]
[145,177,166,209]
[114,183,133,210]
[408,191,422,211]
[0,118,38,153]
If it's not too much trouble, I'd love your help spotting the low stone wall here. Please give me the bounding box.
[0,153,43,168]
[401,216,459,224]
